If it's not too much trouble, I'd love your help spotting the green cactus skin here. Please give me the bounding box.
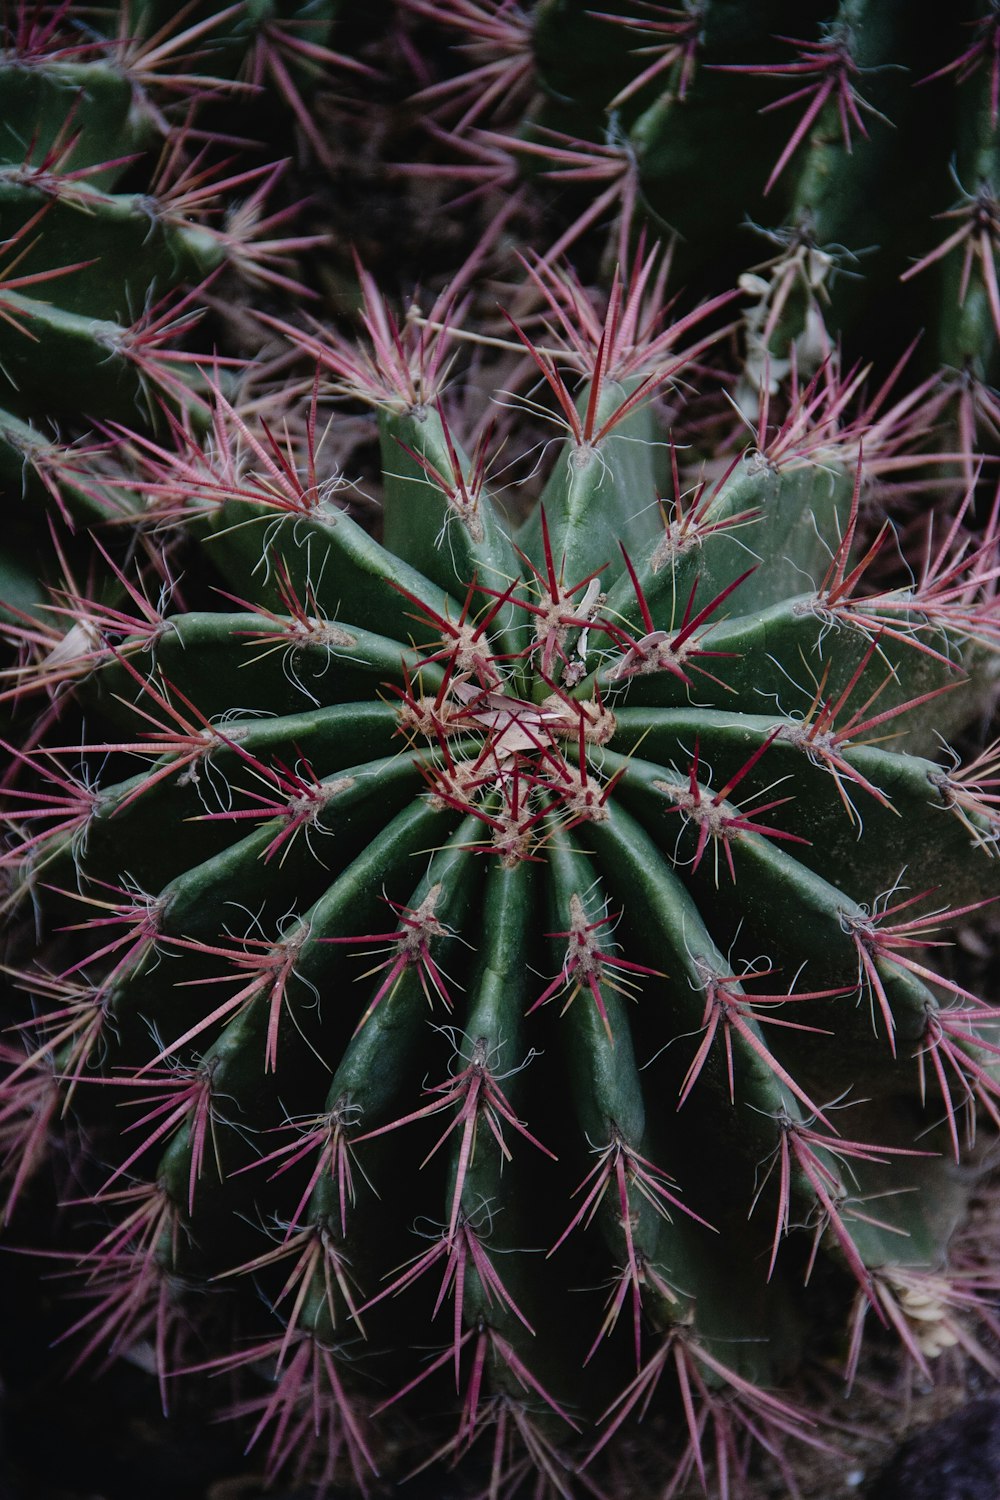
[3,251,1000,1497]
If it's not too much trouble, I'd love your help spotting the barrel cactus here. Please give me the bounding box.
[3,243,1000,1497]
[0,0,339,640]
[412,0,1000,465]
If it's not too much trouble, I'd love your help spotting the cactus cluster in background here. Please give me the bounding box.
[4,3,1000,1499]
[411,0,1000,455]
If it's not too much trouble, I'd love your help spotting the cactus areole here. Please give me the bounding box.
[4,260,1000,1498]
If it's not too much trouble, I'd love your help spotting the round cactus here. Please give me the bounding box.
[3,248,1000,1496]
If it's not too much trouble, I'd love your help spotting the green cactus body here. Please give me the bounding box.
[4,258,1000,1496]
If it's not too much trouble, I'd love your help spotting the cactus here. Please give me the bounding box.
[0,0,340,638]
[3,239,1000,1499]
[411,0,1000,465]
